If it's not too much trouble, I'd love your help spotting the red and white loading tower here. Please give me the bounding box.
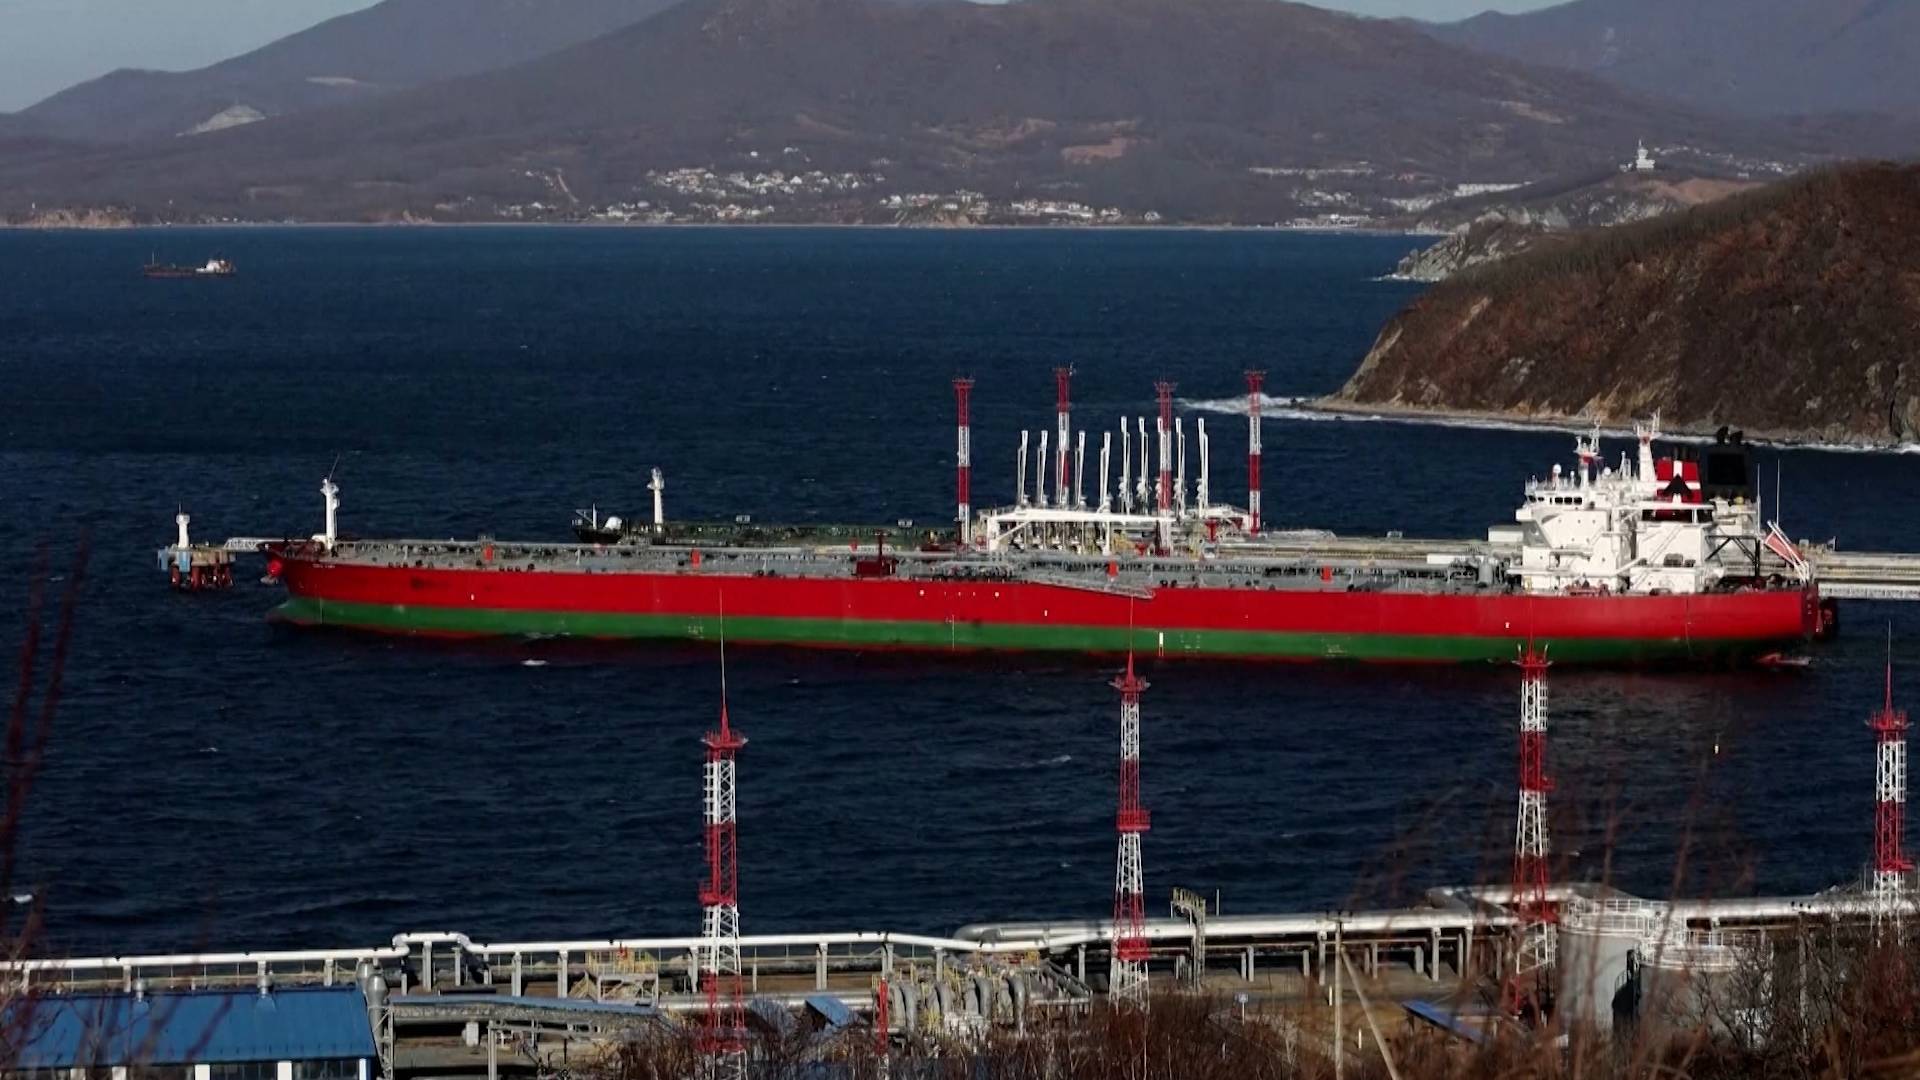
[1870,634,1911,928]
[1154,381,1175,514]
[698,670,748,1080]
[1506,644,1556,1011]
[953,378,974,547]
[1110,654,1152,1004]
[1244,370,1264,535]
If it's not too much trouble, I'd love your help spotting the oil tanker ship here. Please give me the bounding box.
[256,379,1819,665]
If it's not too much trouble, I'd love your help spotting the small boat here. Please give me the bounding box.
[144,256,235,279]
[1756,652,1813,670]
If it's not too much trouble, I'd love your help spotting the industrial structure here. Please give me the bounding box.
[1870,632,1912,929]
[1109,653,1151,1004]
[697,658,748,1080]
[1505,645,1555,1015]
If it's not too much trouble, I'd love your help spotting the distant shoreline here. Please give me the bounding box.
[0,218,1431,237]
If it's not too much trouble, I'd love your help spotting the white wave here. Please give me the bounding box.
[1177,395,1920,456]
[10,892,32,904]
[521,659,549,667]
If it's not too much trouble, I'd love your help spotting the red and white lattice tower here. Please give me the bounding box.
[1154,381,1175,514]
[1870,633,1911,927]
[953,378,974,547]
[1110,653,1152,1004]
[1506,644,1556,1011]
[698,669,748,1080]
[1244,370,1264,535]
[1054,368,1073,509]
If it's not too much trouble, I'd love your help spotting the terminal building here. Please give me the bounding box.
[3,986,377,1080]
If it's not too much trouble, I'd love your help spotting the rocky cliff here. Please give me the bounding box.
[1335,163,1920,446]
[1388,220,1559,282]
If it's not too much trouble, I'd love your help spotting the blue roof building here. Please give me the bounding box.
[5,986,377,1080]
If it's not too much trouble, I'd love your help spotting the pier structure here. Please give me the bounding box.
[156,510,236,590]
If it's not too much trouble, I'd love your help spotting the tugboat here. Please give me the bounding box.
[143,256,236,279]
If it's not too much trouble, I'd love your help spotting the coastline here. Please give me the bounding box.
[0,218,1431,236]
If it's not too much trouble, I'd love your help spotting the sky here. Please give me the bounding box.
[0,0,1564,113]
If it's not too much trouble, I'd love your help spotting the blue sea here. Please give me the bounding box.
[1,226,1915,956]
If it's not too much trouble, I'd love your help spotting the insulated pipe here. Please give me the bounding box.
[1175,418,1188,514]
[1074,431,1086,509]
[1017,431,1029,508]
[1054,368,1072,508]
[1197,419,1209,512]
[1155,381,1175,513]
[1246,370,1264,535]
[953,378,974,545]
[1136,419,1150,507]
[1098,433,1112,514]
[1036,430,1050,508]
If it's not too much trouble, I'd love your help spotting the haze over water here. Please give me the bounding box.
[1,227,1914,955]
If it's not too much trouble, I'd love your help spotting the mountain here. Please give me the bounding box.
[14,0,681,143]
[1333,163,1920,446]
[1430,0,1920,119]
[0,0,1830,225]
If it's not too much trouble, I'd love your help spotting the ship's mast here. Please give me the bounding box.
[954,378,974,546]
[320,478,340,551]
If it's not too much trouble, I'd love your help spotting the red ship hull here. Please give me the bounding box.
[268,548,1818,665]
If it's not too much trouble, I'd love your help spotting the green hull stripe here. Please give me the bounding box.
[271,597,1778,664]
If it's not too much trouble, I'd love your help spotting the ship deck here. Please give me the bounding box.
[293,536,1791,600]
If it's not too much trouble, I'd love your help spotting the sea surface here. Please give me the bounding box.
[1,226,1916,957]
